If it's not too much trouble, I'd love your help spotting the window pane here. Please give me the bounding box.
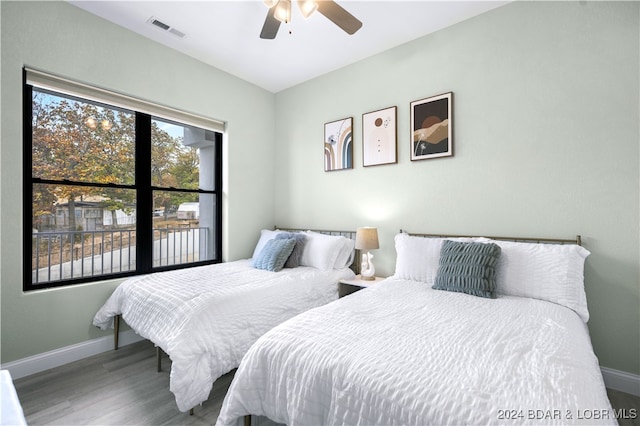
[152,191,216,267]
[151,118,215,191]
[32,89,135,185]
[27,79,222,290]
[32,183,137,285]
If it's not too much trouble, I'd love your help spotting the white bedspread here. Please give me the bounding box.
[93,259,354,412]
[216,277,615,426]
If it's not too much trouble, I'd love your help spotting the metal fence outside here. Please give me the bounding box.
[32,225,208,285]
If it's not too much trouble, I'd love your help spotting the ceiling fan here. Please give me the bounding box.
[260,0,363,39]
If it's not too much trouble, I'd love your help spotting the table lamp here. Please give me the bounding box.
[355,227,379,280]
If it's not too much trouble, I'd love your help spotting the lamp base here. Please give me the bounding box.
[360,251,376,281]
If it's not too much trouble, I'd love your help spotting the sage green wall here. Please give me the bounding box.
[0,1,276,363]
[2,0,638,379]
[274,1,640,375]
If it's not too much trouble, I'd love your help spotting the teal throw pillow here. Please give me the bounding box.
[432,240,501,298]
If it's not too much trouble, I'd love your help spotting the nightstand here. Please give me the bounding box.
[338,275,385,298]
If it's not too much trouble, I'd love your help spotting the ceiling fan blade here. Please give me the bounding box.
[260,7,281,39]
[316,1,362,35]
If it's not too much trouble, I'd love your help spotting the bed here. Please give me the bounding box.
[92,227,357,413]
[216,231,615,426]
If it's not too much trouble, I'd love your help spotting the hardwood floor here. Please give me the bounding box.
[12,340,640,425]
[13,340,232,425]
[607,388,640,426]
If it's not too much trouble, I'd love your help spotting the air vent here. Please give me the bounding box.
[169,28,186,38]
[151,18,170,30]
[147,17,186,39]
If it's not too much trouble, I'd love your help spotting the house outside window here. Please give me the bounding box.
[24,69,223,290]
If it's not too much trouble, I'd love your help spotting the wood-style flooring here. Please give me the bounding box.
[12,340,640,425]
[13,340,229,425]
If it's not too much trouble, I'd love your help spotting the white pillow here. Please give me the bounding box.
[334,237,355,269]
[392,233,486,284]
[251,229,285,259]
[300,231,344,271]
[492,240,591,322]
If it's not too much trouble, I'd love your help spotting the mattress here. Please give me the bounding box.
[216,277,614,425]
[93,259,354,412]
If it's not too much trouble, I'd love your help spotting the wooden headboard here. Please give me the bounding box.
[400,230,582,246]
[275,227,360,273]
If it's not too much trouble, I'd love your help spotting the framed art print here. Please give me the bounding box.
[410,92,453,161]
[362,106,397,167]
[324,117,353,172]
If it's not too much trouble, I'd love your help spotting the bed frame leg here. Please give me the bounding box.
[156,346,162,372]
[244,415,251,426]
[189,408,194,416]
[114,315,120,350]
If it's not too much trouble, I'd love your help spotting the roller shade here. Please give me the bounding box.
[25,67,225,133]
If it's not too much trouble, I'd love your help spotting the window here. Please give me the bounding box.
[23,69,223,290]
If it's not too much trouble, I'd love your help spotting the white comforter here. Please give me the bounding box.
[93,260,354,412]
[216,277,615,426]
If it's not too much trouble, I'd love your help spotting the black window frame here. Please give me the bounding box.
[23,72,223,291]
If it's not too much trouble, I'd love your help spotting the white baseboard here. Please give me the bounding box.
[1,330,144,380]
[601,366,640,397]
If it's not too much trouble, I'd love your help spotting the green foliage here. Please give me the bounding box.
[151,120,200,209]
[31,90,201,230]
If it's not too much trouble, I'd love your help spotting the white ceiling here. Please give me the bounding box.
[69,1,509,93]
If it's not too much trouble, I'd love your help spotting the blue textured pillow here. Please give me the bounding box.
[275,232,306,268]
[252,238,297,272]
[432,240,501,298]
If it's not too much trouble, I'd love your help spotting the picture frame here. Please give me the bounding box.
[362,106,397,167]
[410,92,453,161]
[324,117,353,172]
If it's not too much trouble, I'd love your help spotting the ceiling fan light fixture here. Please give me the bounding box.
[263,0,278,7]
[274,0,291,23]
[297,0,318,19]
[260,0,362,40]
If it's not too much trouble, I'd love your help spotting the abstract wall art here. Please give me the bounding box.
[410,92,453,161]
[362,106,397,167]
[324,117,353,171]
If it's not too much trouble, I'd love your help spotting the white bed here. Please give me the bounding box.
[216,232,615,426]
[93,228,356,413]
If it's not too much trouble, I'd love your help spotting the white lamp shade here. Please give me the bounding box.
[274,0,291,23]
[355,227,379,251]
[297,0,318,18]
